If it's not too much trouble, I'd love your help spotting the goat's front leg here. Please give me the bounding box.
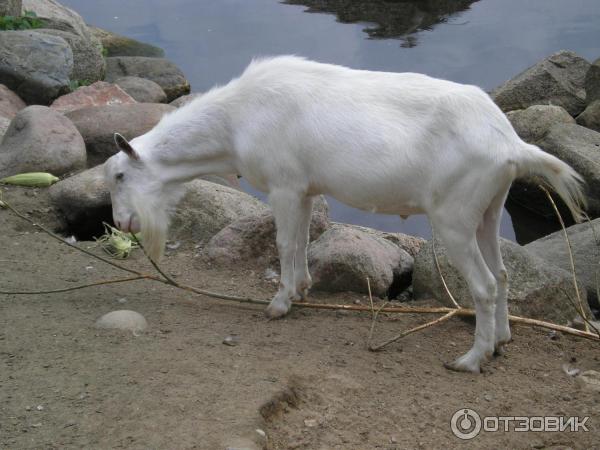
[293,196,314,300]
[265,190,304,318]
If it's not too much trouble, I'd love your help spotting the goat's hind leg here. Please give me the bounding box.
[432,218,497,373]
[265,190,305,318]
[476,186,512,355]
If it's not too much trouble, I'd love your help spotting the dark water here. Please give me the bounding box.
[62,0,600,240]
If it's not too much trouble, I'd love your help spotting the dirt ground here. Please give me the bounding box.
[1,186,599,450]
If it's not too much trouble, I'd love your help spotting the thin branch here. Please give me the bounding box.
[431,227,461,309]
[539,185,589,333]
[366,277,389,349]
[560,287,600,338]
[0,275,150,295]
[131,233,177,286]
[369,310,460,351]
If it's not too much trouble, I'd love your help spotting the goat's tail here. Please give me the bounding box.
[515,142,587,223]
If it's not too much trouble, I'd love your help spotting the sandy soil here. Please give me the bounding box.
[1,186,599,449]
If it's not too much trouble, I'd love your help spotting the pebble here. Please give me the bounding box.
[304,418,318,427]
[95,310,148,333]
[36,405,44,411]
[483,393,493,402]
[223,336,239,347]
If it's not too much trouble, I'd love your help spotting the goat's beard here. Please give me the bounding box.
[134,195,170,262]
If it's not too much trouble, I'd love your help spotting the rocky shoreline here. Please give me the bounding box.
[1,0,600,324]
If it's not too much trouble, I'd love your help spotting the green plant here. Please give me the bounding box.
[68,79,92,91]
[101,46,109,57]
[0,11,43,31]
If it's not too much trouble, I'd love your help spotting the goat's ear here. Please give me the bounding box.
[114,133,140,161]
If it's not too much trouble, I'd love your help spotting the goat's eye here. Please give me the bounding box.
[115,172,124,181]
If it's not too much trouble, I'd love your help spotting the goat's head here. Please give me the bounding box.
[104,133,177,261]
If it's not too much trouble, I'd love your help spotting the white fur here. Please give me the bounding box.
[105,56,586,373]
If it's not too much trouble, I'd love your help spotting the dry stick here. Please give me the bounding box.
[560,287,600,338]
[539,185,589,333]
[130,233,178,286]
[369,310,460,351]
[0,275,149,295]
[431,228,462,309]
[2,199,599,341]
[366,277,389,349]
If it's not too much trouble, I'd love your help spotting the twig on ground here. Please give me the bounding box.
[369,309,460,351]
[366,277,389,349]
[539,185,589,333]
[431,228,462,309]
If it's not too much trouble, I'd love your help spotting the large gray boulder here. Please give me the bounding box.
[49,164,110,237]
[413,238,591,323]
[576,100,600,133]
[114,76,167,104]
[506,105,575,143]
[36,29,105,83]
[526,218,600,311]
[307,224,414,297]
[492,51,590,116]
[50,81,136,114]
[89,26,165,58]
[585,58,600,104]
[0,105,86,178]
[0,84,26,119]
[537,124,600,215]
[205,197,330,266]
[1,0,21,16]
[343,223,427,258]
[105,57,190,102]
[169,180,268,244]
[22,0,94,41]
[509,123,600,219]
[0,30,73,104]
[65,103,175,167]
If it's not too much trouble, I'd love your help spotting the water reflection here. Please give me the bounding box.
[283,0,478,46]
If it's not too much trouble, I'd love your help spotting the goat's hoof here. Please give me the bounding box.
[494,340,511,356]
[444,358,481,374]
[265,302,290,319]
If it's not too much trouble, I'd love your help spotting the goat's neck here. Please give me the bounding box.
[143,105,236,185]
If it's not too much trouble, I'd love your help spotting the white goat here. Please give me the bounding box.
[105,56,585,373]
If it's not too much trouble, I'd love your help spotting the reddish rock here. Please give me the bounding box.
[0,84,26,119]
[205,197,330,266]
[50,81,136,114]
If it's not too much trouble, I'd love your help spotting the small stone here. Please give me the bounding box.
[483,393,493,402]
[36,405,44,411]
[222,336,239,347]
[304,418,318,427]
[31,422,42,428]
[95,310,148,333]
[117,298,127,304]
